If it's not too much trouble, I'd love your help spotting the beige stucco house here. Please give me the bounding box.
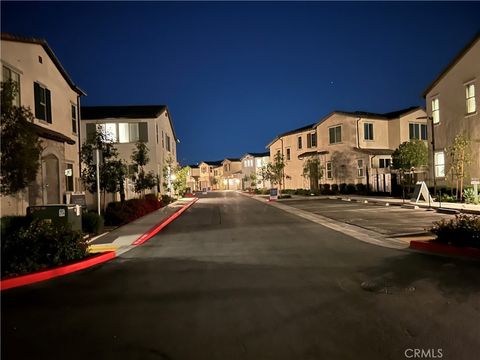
[198,160,222,191]
[186,165,200,192]
[423,33,480,190]
[267,107,427,192]
[220,158,242,190]
[80,105,178,202]
[1,33,85,215]
[241,152,271,190]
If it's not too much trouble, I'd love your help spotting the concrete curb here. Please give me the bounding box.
[132,197,199,246]
[0,251,116,291]
[410,240,480,258]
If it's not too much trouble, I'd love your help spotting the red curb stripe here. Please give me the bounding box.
[410,241,480,258]
[0,251,116,291]
[132,198,199,246]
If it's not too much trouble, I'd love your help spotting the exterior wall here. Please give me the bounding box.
[186,167,200,192]
[199,162,215,191]
[1,40,81,215]
[241,155,271,189]
[221,160,242,190]
[425,38,480,187]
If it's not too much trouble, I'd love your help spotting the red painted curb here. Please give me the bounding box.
[410,240,480,258]
[132,198,199,246]
[0,251,116,291]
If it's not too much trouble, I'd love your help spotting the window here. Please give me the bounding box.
[244,159,253,167]
[326,162,333,179]
[364,123,373,140]
[162,130,164,148]
[298,136,302,149]
[2,66,20,106]
[409,123,427,141]
[379,159,391,168]
[357,159,364,177]
[201,166,207,174]
[34,82,51,123]
[255,158,263,168]
[466,83,476,114]
[307,132,317,148]
[88,122,146,143]
[432,98,440,124]
[329,126,342,144]
[156,124,159,144]
[65,164,74,192]
[166,134,171,151]
[71,104,77,133]
[434,151,445,177]
[286,148,291,160]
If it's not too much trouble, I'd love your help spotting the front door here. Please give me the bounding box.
[42,155,60,204]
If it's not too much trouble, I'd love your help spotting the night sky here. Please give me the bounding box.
[2,1,479,165]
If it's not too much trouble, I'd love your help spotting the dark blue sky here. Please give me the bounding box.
[2,1,479,165]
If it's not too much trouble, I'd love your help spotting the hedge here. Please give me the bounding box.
[104,194,165,226]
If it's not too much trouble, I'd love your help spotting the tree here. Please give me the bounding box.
[80,129,127,211]
[447,134,471,201]
[1,80,42,196]
[172,166,190,197]
[131,141,158,197]
[264,152,288,194]
[302,155,324,190]
[392,140,428,194]
[162,156,189,197]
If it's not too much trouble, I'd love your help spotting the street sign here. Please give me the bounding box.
[412,181,433,204]
[269,188,278,201]
[471,178,479,185]
[70,193,87,209]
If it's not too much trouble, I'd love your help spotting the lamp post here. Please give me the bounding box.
[417,115,436,196]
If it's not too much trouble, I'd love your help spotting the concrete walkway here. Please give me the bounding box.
[88,197,196,255]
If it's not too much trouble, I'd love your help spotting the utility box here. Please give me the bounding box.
[27,204,82,232]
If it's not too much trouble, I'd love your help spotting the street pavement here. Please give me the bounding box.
[2,191,480,360]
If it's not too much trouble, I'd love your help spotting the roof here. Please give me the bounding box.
[353,147,394,156]
[333,106,422,120]
[81,105,178,141]
[32,123,75,145]
[1,33,86,96]
[188,164,199,168]
[223,158,241,163]
[266,122,316,149]
[201,160,223,167]
[243,151,270,158]
[423,32,480,97]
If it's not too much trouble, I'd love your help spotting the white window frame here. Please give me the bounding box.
[409,123,427,141]
[329,125,342,144]
[357,159,364,177]
[466,83,476,114]
[326,161,333,179]
[2,65,21,106]
[431,98,440,124]
[434,151,445,178]
[364,123,374,141]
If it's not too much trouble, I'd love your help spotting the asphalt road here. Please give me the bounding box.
[2,191,479,360]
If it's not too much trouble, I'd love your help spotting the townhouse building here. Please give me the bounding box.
[423,33,479,189]
[220,158,242,190]
[186,165,200,192]
[1,33,85,215]
[198,160,222,191]
[241,152,271,190]
[267,107,427,192]
[80,105,178,201]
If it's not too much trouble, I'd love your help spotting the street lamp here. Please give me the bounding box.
[417,115,436,196]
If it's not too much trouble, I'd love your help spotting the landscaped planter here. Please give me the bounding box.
[410,240,480,258]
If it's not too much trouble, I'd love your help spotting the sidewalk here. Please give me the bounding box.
[277,194,480,214]
[88,197,197,255]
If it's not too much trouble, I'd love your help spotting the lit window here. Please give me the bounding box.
[357,159,364,177]
[255,158,262,167]
[409,123,427,140]
[364,123,373,141]
[326,162,333,179]
[329,126,342,144]
[432,98,440,124]
[466,84,476,114]
[434,151,445,177]
[2,66,20,106]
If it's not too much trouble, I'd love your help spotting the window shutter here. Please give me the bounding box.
[139,122,148,142]
[45,88,52,123]
[86,123,96,142]
[34,82,42,119]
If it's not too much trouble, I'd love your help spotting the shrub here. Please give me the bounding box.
[278,194,292,199]
[321,184,331,195]
[346,183,356,194]
[82,211,104,235]
[1,215,31,236]
[1,219,88,277]
[339,183,348,194]
[355,183,366,194]
[104,196,164,226]
[430,214,480,248]
[161,194,174,205]
[436,193,456,203]
[331,184,339,194]
[464,188,479,205]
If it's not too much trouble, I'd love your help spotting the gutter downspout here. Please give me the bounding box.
[77,95,82,190]
[280,137,285,192]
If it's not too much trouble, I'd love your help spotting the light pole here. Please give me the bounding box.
[417,115,436,196]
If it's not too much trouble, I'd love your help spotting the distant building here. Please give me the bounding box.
[80,105,178,202]
[423,33,480,189]
[1,33,85,215]
[240,152,271,190]
[186,165,200,192]
[198,160,222,191]
[267,107,427,192]
[220,158,242,190]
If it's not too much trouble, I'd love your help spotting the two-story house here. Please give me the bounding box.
[423,33,479,189]
[80,105,178,202]
[241,152,271,190]
[198,160,222,191]
[186,165,200,192]
[1,33,85,215]
[220,158,242,190]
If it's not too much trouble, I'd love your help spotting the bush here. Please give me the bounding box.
[346,183,356,194]
[1,219,88,277]
[430,214,480,248]
[321,184,331,195]
[104,196,164,226]
[82,211,104,235]
[436,193,456,203]
[331,184,339,194]
[464,188,479,205]
[1,215,31,236]
[355,183,366,194]
[339,183,348,194]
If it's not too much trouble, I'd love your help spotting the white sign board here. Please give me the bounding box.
[411,181,433,204]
